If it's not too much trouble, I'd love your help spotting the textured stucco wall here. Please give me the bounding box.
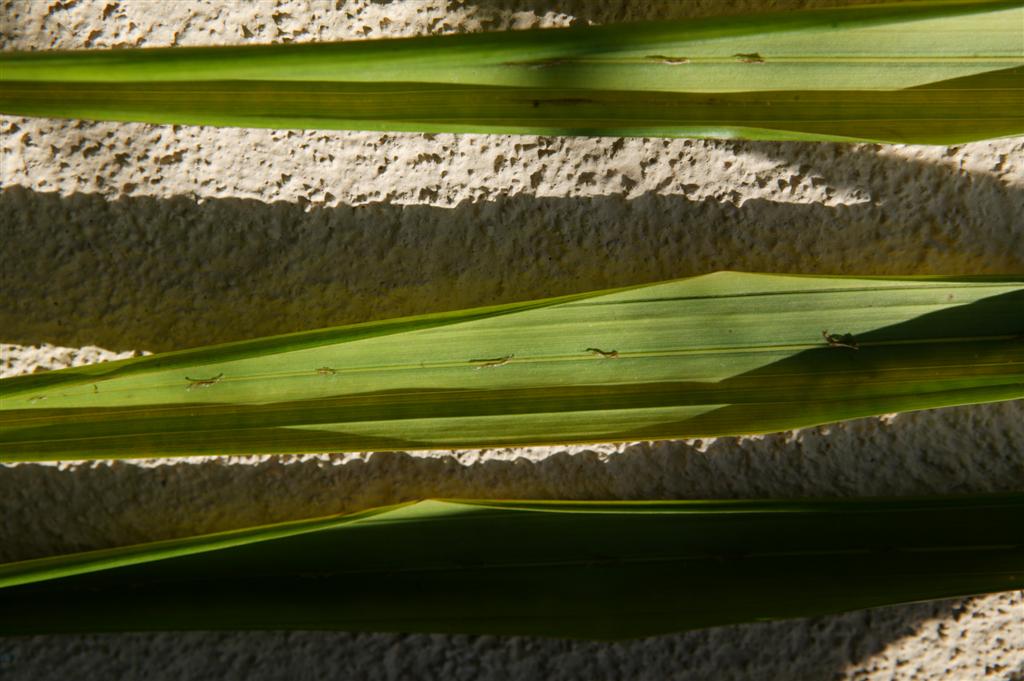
[1,1,1023,679]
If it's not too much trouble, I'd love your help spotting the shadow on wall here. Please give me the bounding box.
[0,595,974,681]
[462,0,897,25]
[1,144,1021,352]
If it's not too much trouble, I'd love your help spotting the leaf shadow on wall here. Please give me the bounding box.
[1,144,1021,353]
[441,0,897,25]
[0,596,999,681]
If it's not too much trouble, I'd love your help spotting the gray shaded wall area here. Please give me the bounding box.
[1,1,1022,679]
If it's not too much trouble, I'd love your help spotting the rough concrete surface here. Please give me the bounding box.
[1,1,1023,679]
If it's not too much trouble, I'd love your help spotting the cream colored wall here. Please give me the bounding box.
[1,1,1022,679]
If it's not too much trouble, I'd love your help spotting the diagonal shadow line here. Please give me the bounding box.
[625,288,1024,439]
[1,143,1021,353]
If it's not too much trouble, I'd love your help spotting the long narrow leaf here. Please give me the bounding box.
[1,1,1022,143]
[1,272,1022,462]
[1,495,1022,638]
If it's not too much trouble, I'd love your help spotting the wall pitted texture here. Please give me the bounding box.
[1,1,1022,679]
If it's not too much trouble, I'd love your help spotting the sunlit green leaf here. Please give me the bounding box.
[1,1,1022,143]
[2,272,1021,461]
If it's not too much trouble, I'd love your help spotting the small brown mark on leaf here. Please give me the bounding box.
[470,354,514,369]
[586,347,620,359]
[29,395,47,403]
[646,54,689,65]
[186,372,224,390]
[822,330,859,350]
[316,366,337,376]
[734,52,765,64]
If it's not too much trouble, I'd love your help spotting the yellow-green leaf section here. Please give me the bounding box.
[1,272,1021,461]
[1,1,1022,143]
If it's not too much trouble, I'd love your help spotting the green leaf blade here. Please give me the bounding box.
[1,1,1021,143]
[1,495,1022,637]
[2,273,1022,461]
